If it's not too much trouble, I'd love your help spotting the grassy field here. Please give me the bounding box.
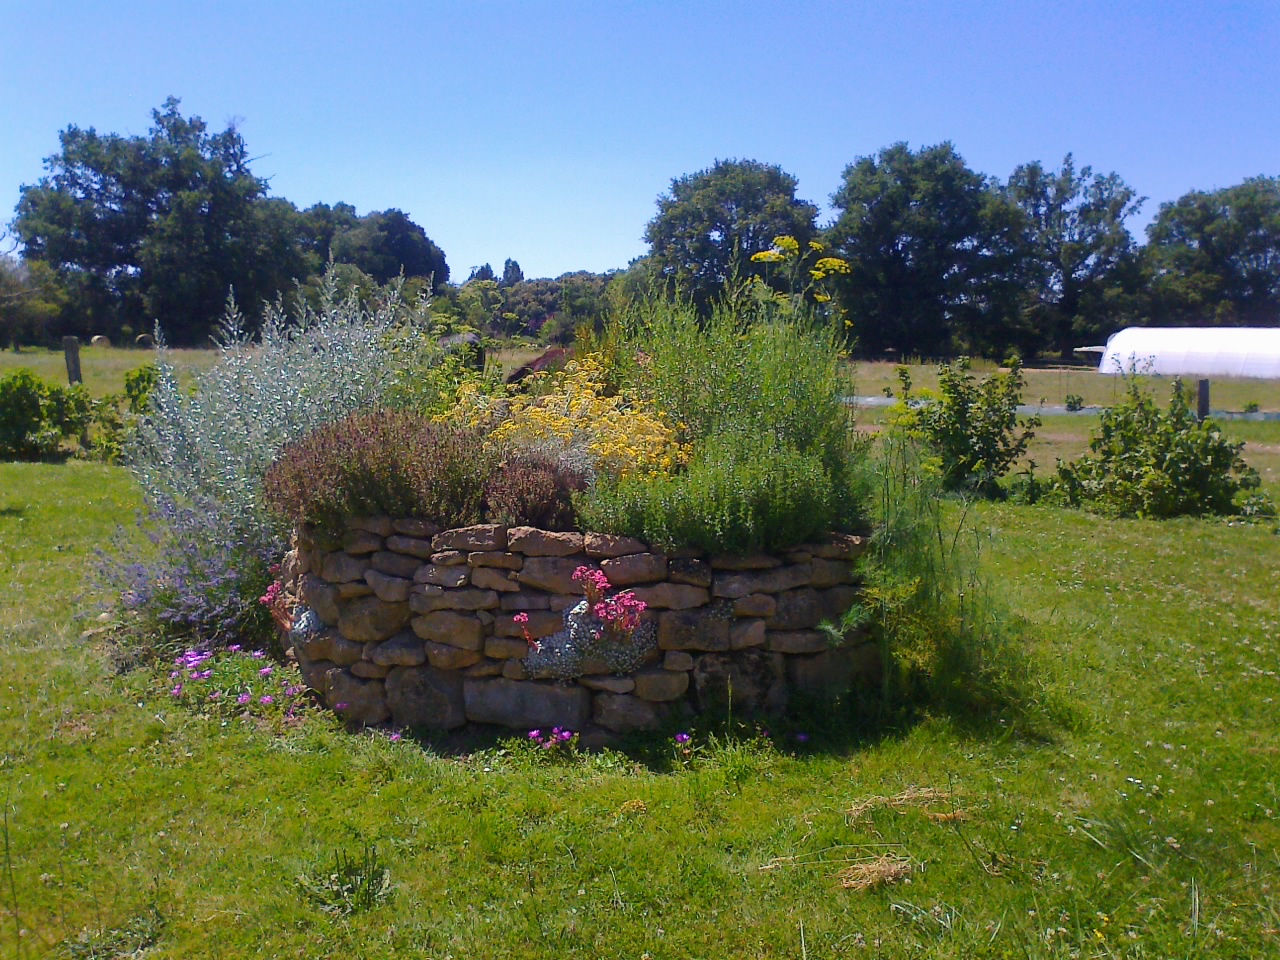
[1,462,1277,957]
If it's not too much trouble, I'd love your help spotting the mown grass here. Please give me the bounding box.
[3,462,1279,956]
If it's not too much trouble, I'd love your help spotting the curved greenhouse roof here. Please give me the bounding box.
[1098,327,1280,379]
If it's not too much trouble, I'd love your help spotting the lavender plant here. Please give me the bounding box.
[107,276,442,653]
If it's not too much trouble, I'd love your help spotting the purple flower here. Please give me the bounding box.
[388,732,402,742]
[794,732,810,743]
[528,729,542,740]
[228,644,242,652]
[169,670,181,679]
[335,702,350,711]
[259,695,274,704]
[237,693,251,705]
[258,666,273,677]
[558,730,573,741]
[251,650,265,659]
[674,732,691,745]
[170,684,183,697]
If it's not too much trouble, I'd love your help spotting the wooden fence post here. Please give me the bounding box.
[1197,379,1210,422]
[62,336,82,385]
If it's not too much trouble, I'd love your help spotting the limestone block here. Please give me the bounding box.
[413,564,471,588]
[365,569,412,603]
[766,588,822,630]
[320,552,370,584]
[667,558,712,588]
[463,678,589,729]
[663,650,694,672]
[494,610,563,640]
[463,659,505,678]
[296,628,364,666]
[338,597,411,643]
[729,618,767,650]
[502,660,529,680]
[712,563,812,599]
[350,661,391,679]
[326,670,390,726]
[658,608,730,651]
[593,693,664,732]
[348,515,393,537]
[765,630,827,654]
[423,640,483,671]
[508,526,584,557]
[298,574,340,626]
[600,552,668,586]
[807,534,868,560]
[409,588,499,613]
[337,581,373,600]
[429,549,468,566]
[633,667,690,702]
[691,650,786,715]
[368,632,427,667]
[432,524,507,552]
[500,591,551,611]
[732,593,777,618]
[579,674,635,694]
[385,665,465,729]
[468,551,523,570]
[809,558,857,589]
[393,518,440,538]
[471,566,520,592]
[583,532,648,558]
[485,636,533,659]
[411,612,485,650]
[370,551,421,579]
[710,553,780,570]
[630,583,709,610]
[516,556,592,594]
[342,529,384,555]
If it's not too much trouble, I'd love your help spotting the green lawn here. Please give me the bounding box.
[2,462,1277,957]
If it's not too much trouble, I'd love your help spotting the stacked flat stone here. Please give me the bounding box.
[283,519,874,738]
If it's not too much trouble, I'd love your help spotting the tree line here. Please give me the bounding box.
[645,152,1280,360]
[4,99,1278,356]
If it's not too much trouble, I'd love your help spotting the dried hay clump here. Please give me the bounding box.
[847,786,952,821]
[838,856,914,891]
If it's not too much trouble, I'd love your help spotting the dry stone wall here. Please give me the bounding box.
[283,518,875,739]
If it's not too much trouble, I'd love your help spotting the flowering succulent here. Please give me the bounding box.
[526,568,655,678]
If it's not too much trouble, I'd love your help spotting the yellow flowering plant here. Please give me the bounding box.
[748,235,851,314]
[436,356,687,478]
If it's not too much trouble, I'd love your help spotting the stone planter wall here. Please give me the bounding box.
[282,518,876,739]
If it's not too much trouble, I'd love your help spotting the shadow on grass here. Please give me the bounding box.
[0,505,25,518]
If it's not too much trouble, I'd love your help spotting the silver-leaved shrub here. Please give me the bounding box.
[109,278,442,653]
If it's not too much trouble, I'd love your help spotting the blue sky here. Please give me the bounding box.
[2,1,1277,280]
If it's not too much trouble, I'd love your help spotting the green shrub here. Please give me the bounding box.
[1053,378,1273,519]
[1065,393,1085,412]
[893,357,1039,496]
[576,433,838,554]
[0,367,94,460]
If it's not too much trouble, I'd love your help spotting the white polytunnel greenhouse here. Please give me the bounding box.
[1096,327,1280,379]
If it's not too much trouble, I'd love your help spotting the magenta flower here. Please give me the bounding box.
[388,732,402,742]
[259,695,274,704]
[170,684,183,697]
[513,612,529,625]
[674,732,691,744]
[795,732,810,743]
[251,650,265,659]
[228,644,242,652]
[528,729,542,740]
[237,693,251,705]
[334,702,349,711]
[258,666,273,677]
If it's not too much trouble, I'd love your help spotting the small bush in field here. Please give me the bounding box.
[484,454,586,530]
[576,433,838,555]
[1053,378,1274,519]
[893,357,1039,496]
[0,368,94,460]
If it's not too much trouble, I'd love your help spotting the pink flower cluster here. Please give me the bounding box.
[528,726,576,750]
[258,580,283,606]
[572,565,647,644]
[572,566,612,604]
